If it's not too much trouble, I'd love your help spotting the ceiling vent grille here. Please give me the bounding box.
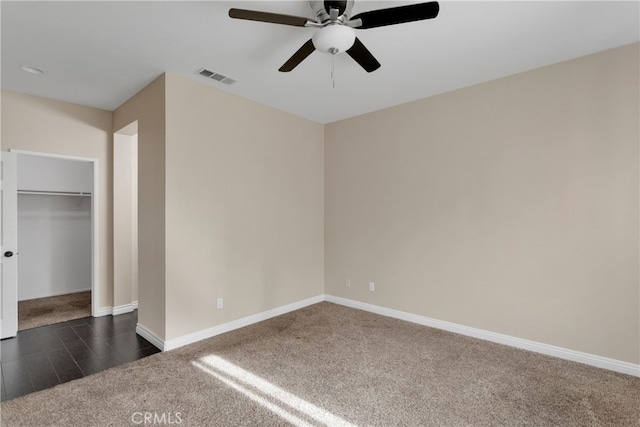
[196,68,236,85]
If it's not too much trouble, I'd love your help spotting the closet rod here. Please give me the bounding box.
[17,190,91,197]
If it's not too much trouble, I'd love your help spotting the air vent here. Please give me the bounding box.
[196,68,236,85]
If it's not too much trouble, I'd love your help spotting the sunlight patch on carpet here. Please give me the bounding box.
[193,355,356,427]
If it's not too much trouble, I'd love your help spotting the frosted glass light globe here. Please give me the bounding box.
[312,25,356,54]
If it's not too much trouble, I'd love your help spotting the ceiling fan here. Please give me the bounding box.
[229,1,439,73]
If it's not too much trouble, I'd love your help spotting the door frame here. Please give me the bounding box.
[10,149,100,317]
[2,152,18,338]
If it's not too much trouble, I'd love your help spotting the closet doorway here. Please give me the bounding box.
[12,150,98,332]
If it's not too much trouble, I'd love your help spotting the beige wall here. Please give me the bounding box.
[113,127,139,308]
[4,43,637,366]
[113,75,166,339]
[1,90,114,310]
[164,74,324,340]
[325,43,640,364]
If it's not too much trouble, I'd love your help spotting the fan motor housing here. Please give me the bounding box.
[311,0,354,23]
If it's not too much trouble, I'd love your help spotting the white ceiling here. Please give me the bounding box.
[2,1,638,124]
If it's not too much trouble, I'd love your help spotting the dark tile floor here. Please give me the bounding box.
[0,310,160,402]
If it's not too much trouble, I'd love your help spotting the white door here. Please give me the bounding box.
[1,152,18,339]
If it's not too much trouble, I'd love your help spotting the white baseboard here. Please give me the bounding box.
[136,323,164,351]
[122,293,639,378]
[162,295,325,351]
[95,306,112,317]
[95,300,139,317]
[324,295,640,378]
[113,301,138,315]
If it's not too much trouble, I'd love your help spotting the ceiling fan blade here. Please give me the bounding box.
[279,39,316,72]
[229,8,310,27]
[346,37,381,73]
[350,2,439,29]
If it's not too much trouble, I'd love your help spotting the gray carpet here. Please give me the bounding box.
[18,291,91,330]
[2,302,639,426]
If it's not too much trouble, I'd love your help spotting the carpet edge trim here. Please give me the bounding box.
[324,294,640,378]
[161,295,325,351]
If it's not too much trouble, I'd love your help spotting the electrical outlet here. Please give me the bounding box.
[346,278,351,287]
[217,297,223,309]
[369,282,375,292]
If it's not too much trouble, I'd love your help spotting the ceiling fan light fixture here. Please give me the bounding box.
[229,1,440,72]
[312,24,355,54]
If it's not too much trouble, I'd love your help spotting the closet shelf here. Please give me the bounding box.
[18,190,92,197]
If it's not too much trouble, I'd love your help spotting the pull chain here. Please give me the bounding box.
[331,54,336,89]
